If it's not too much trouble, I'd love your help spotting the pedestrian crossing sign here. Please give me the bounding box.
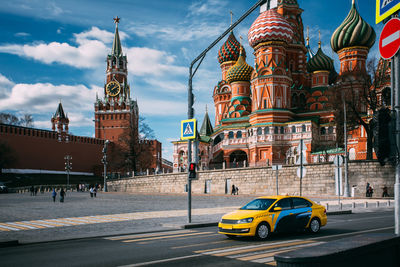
[181,119,197,140]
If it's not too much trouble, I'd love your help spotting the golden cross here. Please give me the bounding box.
[230,11,233,27]
[318,30,321,48]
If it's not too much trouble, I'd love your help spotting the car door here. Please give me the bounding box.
[272,198,295,232]
[292,197,313,230]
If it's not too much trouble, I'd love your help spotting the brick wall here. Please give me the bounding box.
[108,161,395,198]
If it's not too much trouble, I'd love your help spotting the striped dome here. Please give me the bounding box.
[248,8,293,48]
[330,2,376,52]
[218,32,245,64]
[306,46,334,73]
[226,47,254,83]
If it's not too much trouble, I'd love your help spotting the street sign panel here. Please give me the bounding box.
[297,166,306,178]
[181,119,197,140]
[379,18,400,59]
[376,0,400,24]
[272,165,282,170]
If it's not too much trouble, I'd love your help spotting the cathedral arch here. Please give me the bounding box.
[229,150,248,166]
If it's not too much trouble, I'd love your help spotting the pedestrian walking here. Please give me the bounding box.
[60,188,66,203]
[89,187,94,198]
[231,184,236,195]
[51,189,57,202]
[30,185,34,196]
[382,186,389,197]
[235,186,239,195]
[366,182,370,197]
[93,186,97,197]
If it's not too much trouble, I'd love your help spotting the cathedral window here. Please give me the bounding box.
[264,99,267,109]
[228,131,234,139]
[280,127,284,134]
[257,127,262,135]
[264,127,269,135]
[237,131,242,138]
[111,115,113,120]
[274,127,278,134]
[349,61,353,71]
[301,125,306,132]
[328,126,333,134]
[320,127,326,135]
[292,126,296,133]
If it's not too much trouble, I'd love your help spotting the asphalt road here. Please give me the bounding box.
[0,210,394,267]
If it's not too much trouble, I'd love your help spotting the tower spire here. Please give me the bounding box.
[111,16,122,57]
[306,26,309,46]
[318,30,321,48]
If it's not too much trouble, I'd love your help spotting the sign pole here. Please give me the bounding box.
[395,50,400,235]
[300,139,303,196]
[276,168,279,195]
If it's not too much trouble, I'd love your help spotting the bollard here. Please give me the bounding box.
[376,201,379,208]
[365,202,368,208]
[388,200,391,207]
[340,203,343,210]
[352,202,356,209]
[326,203,329,210]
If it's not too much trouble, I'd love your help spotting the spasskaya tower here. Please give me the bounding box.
[94,17,138,142]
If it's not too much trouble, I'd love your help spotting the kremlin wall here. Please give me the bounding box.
[108,161,394,198]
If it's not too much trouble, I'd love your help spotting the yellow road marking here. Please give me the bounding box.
[172,240,233,249]
[13,222,46,229]
[195,244,251,253]
[137,233,220,245]
[106,230,194,241]
[40,220,70,226]
[237,248,293,261]
[123,232,213,243]
[0,223,30,230]
[212,240,314,257]
[45,219,81,225]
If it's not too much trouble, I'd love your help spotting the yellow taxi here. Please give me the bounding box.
[218,196,327,240]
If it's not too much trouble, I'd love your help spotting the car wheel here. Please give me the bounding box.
[255,222,270,240]
[308,218,320,233]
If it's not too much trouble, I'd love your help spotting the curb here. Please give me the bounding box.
[326,210,352,215]
[0,239,19,248]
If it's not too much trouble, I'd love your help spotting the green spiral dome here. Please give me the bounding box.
[306,46,334,73]
[226,47,254,84]
[330,2,376,52]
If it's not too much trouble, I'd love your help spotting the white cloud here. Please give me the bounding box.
[73,26,127,45]
[128,22,226,42]
[126,47,186,76]
[14,32,30,37]
[0,74,14,98]
[188,0,228,16]
[0,82,100,114]
[143,79,186,93]
[138,97,187,116]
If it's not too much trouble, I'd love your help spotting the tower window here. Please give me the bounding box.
[237,131,242,138]
[264,99,267,109]
[328,126,333,134]
[228,131,234,139]
[280,126,284,134]
[274,127,278,134]
[257,127,262,135]
[302,125,306,132]
[264,127,269,135]
[292,126,296,133]
[321,127,326,135]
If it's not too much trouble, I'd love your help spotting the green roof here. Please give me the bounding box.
[200,111,213,136]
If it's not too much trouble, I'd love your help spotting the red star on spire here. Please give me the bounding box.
[113,16,120,24]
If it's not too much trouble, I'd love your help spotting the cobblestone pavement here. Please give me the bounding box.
[0,192,394,244]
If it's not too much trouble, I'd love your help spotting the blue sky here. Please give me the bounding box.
[0,0,381,161]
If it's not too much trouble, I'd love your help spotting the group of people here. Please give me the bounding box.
[366,183,390,198]
[51,188,66,203]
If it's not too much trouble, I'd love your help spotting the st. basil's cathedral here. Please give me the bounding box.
[173,0,380,171]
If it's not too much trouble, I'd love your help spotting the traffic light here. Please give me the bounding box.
[189,163,196,179]
[373,108,396,166]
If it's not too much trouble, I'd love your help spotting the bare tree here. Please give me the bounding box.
[329,58,381,160]
[0,113,34,127]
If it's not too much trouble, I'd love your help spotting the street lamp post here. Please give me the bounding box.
[64,155,72,189]
[102,140,110,192]
[186,0,269,223]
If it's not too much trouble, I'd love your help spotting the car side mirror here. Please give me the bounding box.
[272,207,282,212]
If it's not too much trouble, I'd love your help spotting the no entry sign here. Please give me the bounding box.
[379,18,400,59]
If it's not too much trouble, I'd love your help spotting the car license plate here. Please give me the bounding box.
[222,225,233,230]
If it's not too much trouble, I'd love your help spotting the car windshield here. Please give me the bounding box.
[240,198,276,210]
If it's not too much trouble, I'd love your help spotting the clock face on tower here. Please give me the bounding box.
[106,81,121,97]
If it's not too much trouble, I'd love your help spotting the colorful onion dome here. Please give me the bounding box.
[248,8,294,48]
[330,1,376,52]
[226,47,254,84]
[306,45,334,73]
[218,32,245,64]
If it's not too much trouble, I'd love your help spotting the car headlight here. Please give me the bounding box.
[237,217,253,224]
